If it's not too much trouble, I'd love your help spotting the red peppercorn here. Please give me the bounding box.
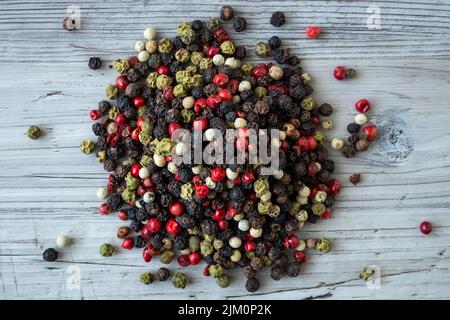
[99,203,111,215]
[118,209,128,221]
[188,252,202,265]
[165,219,180,234]
[121,237,133,250]
[268,85,288,95]
[307,136,318,151]
[227,208,237,218]
[133,96,145,108]
[131,128,140,141]
[321,209,333,220]
[420,221,432,235]
[207,95,222,108]
[195,184,210,199]
[293,251,307,263]
[90,109,101,121]
[330,179,341,196]
[169,201,185,216]
[306,26,321,39]
[127,56,139,66]
[213,73,229,87]
[241,171,255,185]
[168,122,182,137]
[333,66,347,80]
[130,163,142,177]
[218,219,228,230]
[252,64,267,79]
[156,65,170,75]
[308,162,319,177]
[244,241,256,252]
[203,265,210,276]
[163,86,175,101]
[236,137,248,151]
[177,254,191,267]
[210,167,226,182]
[355,99,371,113]
[296,137,309,152]
[214,29,230,43]
[207,46,220,57]
[137,117,145,129]
[141,177,154,189]
[114,113,127,126]
[311,115,321,127]
[147,217,161,233]
[142,247,153,263]
[217,88,232,101]
[115,75,129,91]
[284,234,299,249]
[193,117,208,131]
[362,124,378,141]
[141,225,152,239]
[227,79,239,94]
[213,208,226,220]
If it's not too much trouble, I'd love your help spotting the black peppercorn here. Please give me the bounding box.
[191,20,203,31]
[156,267,171,281]
[347,123,361,134]
[233,17,247,32]
[286,262,301,277]
[98,100,111,115]
[107,193,123,211]
[268,36,281,50]
[270,11,286,27]
[245,277,260,292]
[43,248,58,262]
[318,103,333,116]
[134,236,147,249]
[341,144,357,158]
[88,57,102,70]
[270,266,284,281]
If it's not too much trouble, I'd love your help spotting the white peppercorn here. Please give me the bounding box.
[134,41,145,51]
[355,113,368,125]
[96,187,108,200]
[212,54,225,66]
[331,138,344,150]
[229,236,242,248]
[138,50,150,62]
[56,235,71,248]
[143,27,157,40]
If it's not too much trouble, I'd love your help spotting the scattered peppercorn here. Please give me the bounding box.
[349,173,361,185]
[268,36,281,50]
[156,267,171,281]
[63,17,77,31]
[99,243,115,257]
[419,221,432,235]
[43,248,58,262]
[140,272,154,284]
[172,272,188,289]
[245,277,260,292]
[88,57,102,70]
[233,17,247,32]
[270,11,286,27]
[220,6,235,21]
[27,125,41,140]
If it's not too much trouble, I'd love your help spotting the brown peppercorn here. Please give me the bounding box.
[250,257,263,271]
[318,103,333,116]
[155,267,171,281]
[245,277,260,293]
[63,17,77,31]
[350,173,361,185]
[117,226,131,239]
[306,238,317,249]
[270,265,284,281]
[341,144,357,158]
[355,139,369,151]
[88,57,102,70]
[220,5,235,21]
[243,265,257,279]
[286,262,301,277]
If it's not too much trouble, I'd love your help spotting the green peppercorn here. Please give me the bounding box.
[190,51,204,65]
[254,178,270,197]
[209,264,225,277]
[301,96,316,111]
[99,243,115,257]
[199,58,213,70]
[27,125,41,140]
[240,63,253,75]
[312,202,326,216]
[346,68,357,79]
[159,250,175,264]
[215,274,231,288]
[359,266,375,281]
[113,59,130,74]
[146,72,158,88]
[254,86,268,98]
[316,237,331,253]
[80,139,95,154]
[158,38,173,53]
[121,187,137,203]
[181,109,195,123]
[175,48,191,63]
[105,84,119,99]
[200,240,214,256]
[172,272,188,289]
[180,183,194,200]
[220,41,235,55]
[180,28,195,45]
[125,172,140,190]
[255,42,271,57]
[139,272,154,285]
[173,84,188,97]
[189,236,200,252]
[108,106,120,119]
[206,17,220,31]
[156,75,173,90]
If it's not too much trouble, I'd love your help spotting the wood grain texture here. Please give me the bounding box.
[1,0,450,300]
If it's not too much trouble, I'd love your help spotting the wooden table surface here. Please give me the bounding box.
[1,0,450,300]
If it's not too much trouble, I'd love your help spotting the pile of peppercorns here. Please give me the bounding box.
[79,6,373,292]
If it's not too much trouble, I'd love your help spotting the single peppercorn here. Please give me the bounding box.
[359,266,376,281]
[268,36,281,50]
[270,11,286,27]
[347,123,361,134]
[88,57,102,70]
[172,272,188,289]
[43,248,58,262]
[220,6,235,21]
[99,243,115,257]
[140,272,154,285]
[233,17,247,32]
[27,125,41,140]
[216,274,231,288]
[155,267,171,281]
[245,277,260,292]
[350,173,361,185]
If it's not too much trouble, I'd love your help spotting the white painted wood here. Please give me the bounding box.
[1,0,450,299]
